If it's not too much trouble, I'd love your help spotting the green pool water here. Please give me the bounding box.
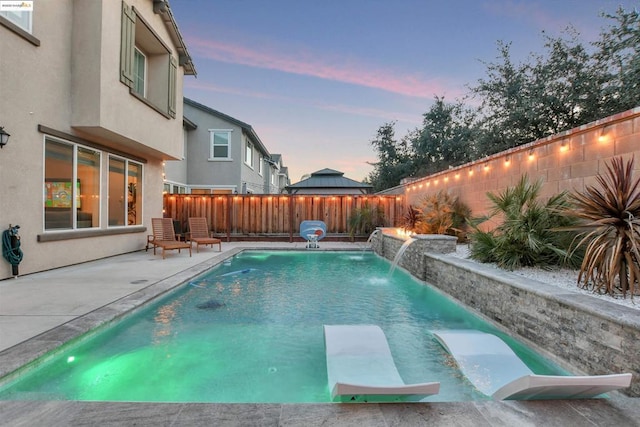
[0,251,565,402]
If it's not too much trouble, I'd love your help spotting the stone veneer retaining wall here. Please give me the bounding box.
[373,231,640,397]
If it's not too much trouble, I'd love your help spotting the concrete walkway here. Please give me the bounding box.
[1,242,638,426]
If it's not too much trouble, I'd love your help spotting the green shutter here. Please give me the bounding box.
[120,1,136,87]
[168,55,177,118]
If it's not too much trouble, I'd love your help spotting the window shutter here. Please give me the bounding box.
[168,55,177,118]
[120,2,136,87]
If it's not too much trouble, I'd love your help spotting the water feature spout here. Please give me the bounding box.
[389,237,416,275]
[363,229,381,252]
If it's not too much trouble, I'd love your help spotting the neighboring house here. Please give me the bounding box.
[0,0,195,279]
[285,169,373,195]
[268,154,291,194]
[165,98,289,194]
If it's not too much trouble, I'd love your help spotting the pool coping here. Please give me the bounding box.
[1,246,639,425]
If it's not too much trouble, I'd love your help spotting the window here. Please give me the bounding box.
[127,162,143,225]
[120,1,177,117]
[0,4,32,33]
[108,156,142,226]
[209,130,231,160]
[169,184,186,194]
[191,188,212,195]
[133,48,146,96]
[245,141,253,167]
[258,155,263,176]
[108,157,143,226]
[44,139,101,230]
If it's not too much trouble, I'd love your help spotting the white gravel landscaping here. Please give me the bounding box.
[452,244,638,310]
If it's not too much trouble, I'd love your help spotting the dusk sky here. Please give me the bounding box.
[170,0,637,183]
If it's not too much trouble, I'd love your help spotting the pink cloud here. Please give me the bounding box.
[186,37,452,99]
[185,80,422,124]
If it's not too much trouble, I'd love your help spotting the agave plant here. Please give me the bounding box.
[564,156,640,298]
[468,174,580,270]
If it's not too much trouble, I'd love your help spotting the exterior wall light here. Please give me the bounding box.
[0,127,10,148]
[560,139,569,152]
[598,125,611,143]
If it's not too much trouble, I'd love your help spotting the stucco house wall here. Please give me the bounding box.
[0,0,195,279]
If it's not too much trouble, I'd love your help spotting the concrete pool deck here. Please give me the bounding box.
[1,242,638,426]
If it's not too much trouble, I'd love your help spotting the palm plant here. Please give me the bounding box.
[564,156,640,298]
[469,174,580,270]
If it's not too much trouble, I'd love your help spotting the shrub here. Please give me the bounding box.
[348,202,385,238]
[401,205,421,232]
[468,174,580,270]
[563,156,640,298]
[414,191,455,235]
[406,190,471,241]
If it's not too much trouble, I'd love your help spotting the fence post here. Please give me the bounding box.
[226,194,232,242]
[288,195,294,243]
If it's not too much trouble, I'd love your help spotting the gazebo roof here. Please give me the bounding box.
[286,168,372,190]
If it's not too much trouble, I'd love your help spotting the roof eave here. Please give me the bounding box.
[155,0,197,76]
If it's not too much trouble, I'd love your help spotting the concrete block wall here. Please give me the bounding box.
[398,108,640,226]
[372,231,639,396]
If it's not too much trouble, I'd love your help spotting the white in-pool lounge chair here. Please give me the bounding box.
[433,330,632,400]
[323,325,440,401]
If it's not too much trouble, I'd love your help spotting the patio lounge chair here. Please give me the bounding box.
[433,330,632,400]
[148,218,192,259]
[323,325,440,401]
[188,217,221,252]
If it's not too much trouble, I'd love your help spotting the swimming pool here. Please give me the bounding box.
[0,251,565,403]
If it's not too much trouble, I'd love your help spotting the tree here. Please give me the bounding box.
[472,41,535,155]
[411,96,478,176]
[367,6,639,192]
[593,7,640,115]
[531,28,604,131]
[366,122,412,191]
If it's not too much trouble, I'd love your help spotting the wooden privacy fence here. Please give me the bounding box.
[163,194,404,241]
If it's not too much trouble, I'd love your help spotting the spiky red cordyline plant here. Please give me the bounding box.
[566,156,640,298]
